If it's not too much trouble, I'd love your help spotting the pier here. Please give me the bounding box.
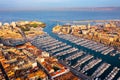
[72,54,93,69]
[91,63,111,79]
[81,58,102,73]
[104,67,120,80]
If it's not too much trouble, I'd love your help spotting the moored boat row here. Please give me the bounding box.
[72,54,94,68]
[65,51,84,61]
[91,63,111,79]
[58,34,116,56]
[104,67,120,80]
[81,58,102,73]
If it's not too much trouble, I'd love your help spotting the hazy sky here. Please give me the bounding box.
[0,0,119,10]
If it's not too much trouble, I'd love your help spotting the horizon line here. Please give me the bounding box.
[0,7,120,11]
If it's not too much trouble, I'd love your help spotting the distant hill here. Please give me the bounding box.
[0,7,120,11]
[52,7,120,11]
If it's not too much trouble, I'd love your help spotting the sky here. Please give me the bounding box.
[0,0,120,10]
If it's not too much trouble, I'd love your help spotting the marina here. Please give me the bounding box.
[58,34,116,56]
[0,1,120,78]
[31,33,120,80]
